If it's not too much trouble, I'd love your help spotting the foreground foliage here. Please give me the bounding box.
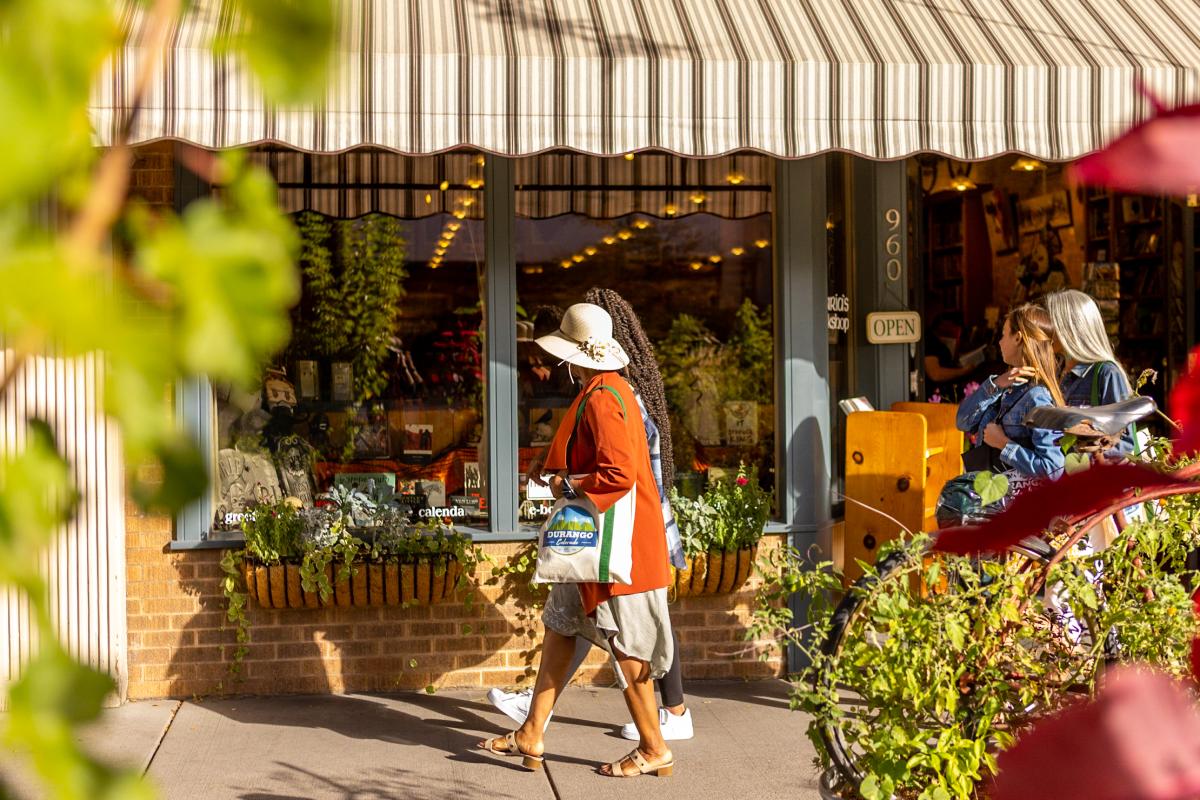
[0,0,334,796]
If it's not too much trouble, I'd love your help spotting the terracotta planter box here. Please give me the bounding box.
[367,563,386,606]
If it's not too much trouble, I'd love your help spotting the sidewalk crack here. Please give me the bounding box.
[142,700,183,775]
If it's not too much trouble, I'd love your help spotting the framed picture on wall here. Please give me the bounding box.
[1018,190,1073,233]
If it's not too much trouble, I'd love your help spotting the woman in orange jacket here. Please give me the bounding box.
[478,302,676,778]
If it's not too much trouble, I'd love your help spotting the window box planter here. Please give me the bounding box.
[242,556,464,608]
[672,546,756,597]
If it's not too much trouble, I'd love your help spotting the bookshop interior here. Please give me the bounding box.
[205,149,777,536]
[913,153,1197,416]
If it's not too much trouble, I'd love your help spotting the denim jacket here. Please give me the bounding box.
[956,376,1064,478]
[1060,362,1134,457]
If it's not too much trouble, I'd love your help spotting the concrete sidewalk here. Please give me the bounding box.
[2,680,820,800]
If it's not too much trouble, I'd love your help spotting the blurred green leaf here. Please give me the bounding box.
[972,472,1008,506]
[0,0,115,204]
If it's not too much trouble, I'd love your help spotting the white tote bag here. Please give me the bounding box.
[533,386,636,585]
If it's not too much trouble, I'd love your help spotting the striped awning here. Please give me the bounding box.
[93,0,1200,161]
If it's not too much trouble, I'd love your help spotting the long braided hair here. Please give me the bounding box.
[584,287,675,491]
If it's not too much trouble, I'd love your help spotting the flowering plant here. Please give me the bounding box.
[672,463,772,556]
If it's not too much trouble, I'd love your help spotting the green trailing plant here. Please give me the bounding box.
[723,299,774,402]
[218,550,251,675]
[292,212,407,402]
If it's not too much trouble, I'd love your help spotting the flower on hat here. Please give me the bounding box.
[578,336,611,362]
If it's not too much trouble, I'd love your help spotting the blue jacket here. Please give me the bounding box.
[1060,362,1134,456]
[956,376,1064,478]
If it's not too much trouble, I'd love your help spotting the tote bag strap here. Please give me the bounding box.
[565,384,627,467]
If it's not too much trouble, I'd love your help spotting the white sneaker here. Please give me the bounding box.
[487,688,552,730]
[620,707,694,741]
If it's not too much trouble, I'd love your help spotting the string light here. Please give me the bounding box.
[726,172,745,185]
[708,254,722,264]
[453,209,467,219]
[424,193,432,205]
[730,247,745,256]
[690,192,706,205]
[571,254,584,263]
[584,246,598,256]
[475,155,486,166]
[663,204,677,216]
[463,198,475,207]
[623,153,635,161]
[689,262,704,271]
[439,180,450,191]
[560,259,572,269]
[633,219,650,230]
[466,178,484,189]
[447,222,461,232]
[617,230,632,240]
[602,236,617,245]
[754,239,770,249]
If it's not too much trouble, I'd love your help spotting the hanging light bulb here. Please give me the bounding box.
[602,236,617,245]
[730,247,745,256]
[690,192,707,205]
[726,172,745,185]
[1011,157,1045,172]
[585,246,598,256]
[439,180,450,191]
[633,219,650,230]
[708,254,722,264]
[617,230,632,240]
[754,239,770,249]
[689,262,704,271]
[663,204,677,216]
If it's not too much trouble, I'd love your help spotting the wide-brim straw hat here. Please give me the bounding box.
[534,302,630,371]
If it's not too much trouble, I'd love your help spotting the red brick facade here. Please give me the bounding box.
[125,505,784,699]
[121,143,784,700]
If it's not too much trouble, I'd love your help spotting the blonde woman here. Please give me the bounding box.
[1044,289,1135,456]
[956,304,1065,479]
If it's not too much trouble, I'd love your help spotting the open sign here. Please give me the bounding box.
[866,311,921,344]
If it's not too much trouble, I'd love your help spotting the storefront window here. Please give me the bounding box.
[208,150,489,533]
[510,153,777,527]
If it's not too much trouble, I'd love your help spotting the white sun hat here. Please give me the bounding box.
[534,303,630,371]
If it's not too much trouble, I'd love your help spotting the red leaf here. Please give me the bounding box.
[992,666,1200,800]
[933,464,1190,556]
[1071,102,1200,196]
[1168,346,1200,456]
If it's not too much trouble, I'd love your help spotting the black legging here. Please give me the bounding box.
[654,630,684,708]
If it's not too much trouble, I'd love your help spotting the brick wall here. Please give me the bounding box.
[124,514,785,699]
[129,142,175,208]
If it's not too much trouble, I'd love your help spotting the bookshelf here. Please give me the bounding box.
[924,189,992,326]
[1084,189,1178,408]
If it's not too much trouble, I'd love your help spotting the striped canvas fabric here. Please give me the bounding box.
[248,149,771,219]
[93,0,1200,160]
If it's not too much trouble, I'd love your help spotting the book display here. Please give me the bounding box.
[924,189,992,326]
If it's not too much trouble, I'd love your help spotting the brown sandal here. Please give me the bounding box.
[603,748,674,778]
[478,731,545,771]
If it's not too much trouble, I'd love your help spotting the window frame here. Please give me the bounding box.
[172,153,831,548]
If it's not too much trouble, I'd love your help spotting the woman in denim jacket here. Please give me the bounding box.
[956,304,1066,479]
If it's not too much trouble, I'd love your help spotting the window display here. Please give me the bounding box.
[511,152,777,527]
[210,153,489,533]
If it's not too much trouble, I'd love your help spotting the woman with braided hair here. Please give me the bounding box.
[488,288,693,743]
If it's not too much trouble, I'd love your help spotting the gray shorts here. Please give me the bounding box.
[542,583,674,683]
